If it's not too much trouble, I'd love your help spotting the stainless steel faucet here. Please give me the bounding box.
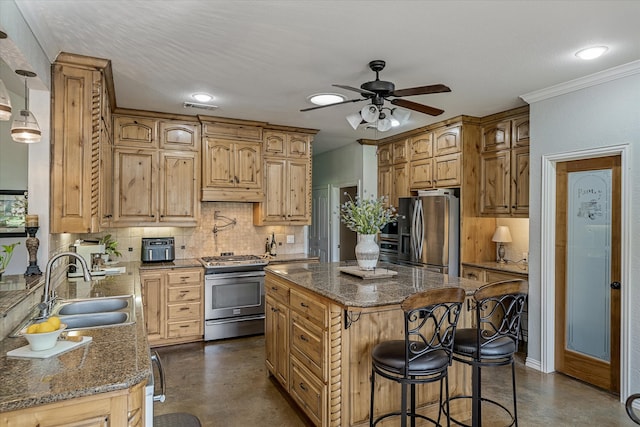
[39,251,92,318]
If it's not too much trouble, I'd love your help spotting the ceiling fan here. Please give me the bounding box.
[300,60,451,118]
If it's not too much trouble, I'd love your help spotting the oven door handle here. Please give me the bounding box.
[205,271,266,280]
[150,350,166,403]
[206,314,266,325]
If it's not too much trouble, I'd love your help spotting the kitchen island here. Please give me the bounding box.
[265,261,483,427]
[0,263,152,425]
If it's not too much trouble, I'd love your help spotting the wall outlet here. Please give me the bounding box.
[286,235,295,244]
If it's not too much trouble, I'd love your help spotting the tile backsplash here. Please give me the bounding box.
[67,202,306,262]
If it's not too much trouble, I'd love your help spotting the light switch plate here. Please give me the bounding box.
[286,235,295,244]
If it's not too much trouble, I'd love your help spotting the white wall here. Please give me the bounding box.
[527,64,640,395]
[313,142,377,196]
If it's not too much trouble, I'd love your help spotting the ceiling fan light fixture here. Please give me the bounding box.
[575,45,608,60]
[308,93,345,106]
[11,70,40,143]
[0,79,11,121]
[345,112,362,130]
[192,93,213,103]
[360,104,379,123]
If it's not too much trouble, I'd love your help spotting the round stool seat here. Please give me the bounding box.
[154,412,201,427]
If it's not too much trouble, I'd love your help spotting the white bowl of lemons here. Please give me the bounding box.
[21,316,67,351]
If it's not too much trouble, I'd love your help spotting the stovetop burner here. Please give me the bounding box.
[199,253,268,273]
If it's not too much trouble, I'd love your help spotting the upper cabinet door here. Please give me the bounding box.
[409,132,433,161]
[235,142,262,189]
[377,144,393,167]
[511,116,530,148]
[159,121,200,151]
[203,138,234,188]
[392,139,409,164]
[264,131,286,156]
[159,151,199,225]
[114,116,158,148]
[287,134,311,158]
[481,120,511,152]
[434,125,462,156]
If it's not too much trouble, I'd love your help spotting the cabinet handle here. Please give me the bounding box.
[300,302,309,308]
[271,307,278,313]
[179,307,190,311]
[180,325,190,328]
[299,334,308,342]
[299,383,307,391]
[271,286,278,291]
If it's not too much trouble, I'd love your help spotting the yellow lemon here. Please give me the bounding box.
[26,324,39,334]
[38,322,55,333]
[47,316,61,330]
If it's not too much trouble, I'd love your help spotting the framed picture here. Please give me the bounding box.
[0,190,27,237]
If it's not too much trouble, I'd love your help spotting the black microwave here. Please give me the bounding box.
[380,221,398,239]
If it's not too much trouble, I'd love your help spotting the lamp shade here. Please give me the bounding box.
[360,105,380,123]
[346,112,362,130]
[390,108,410,127]
[0,79,11,121]
[11,109,41,143]
[492,225,512,243]
[376,117,392,132]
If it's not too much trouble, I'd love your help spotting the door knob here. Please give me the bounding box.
[610,281,621,290]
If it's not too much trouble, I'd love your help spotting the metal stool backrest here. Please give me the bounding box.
[400,287,467,376]
[473,279,528,358]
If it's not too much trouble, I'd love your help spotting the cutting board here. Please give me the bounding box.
[338,266,398,280]
[7,337,92,359]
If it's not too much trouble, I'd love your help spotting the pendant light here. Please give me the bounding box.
[11,70,41,143]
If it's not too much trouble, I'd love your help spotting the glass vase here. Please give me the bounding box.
[355,234,379,270]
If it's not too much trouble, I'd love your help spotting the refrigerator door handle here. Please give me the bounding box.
[411,199,424,260]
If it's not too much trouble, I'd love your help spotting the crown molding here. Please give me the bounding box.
[521,60,640,104]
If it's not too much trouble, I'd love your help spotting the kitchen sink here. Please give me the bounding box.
[58,311,130,329]
[51,295,135,331]
[56,296,131,315]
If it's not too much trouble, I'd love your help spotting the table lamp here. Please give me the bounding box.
[492,225,512,264]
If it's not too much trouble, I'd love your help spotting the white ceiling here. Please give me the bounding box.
[13,0,640,154]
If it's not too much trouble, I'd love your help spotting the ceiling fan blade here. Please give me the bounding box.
[390,98,444,116]
[391,84,451,97]
[300,98,364,112]
[332,84,375,96]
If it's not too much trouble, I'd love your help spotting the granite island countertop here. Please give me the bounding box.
[266,261,485,308]
[0,262,151,413]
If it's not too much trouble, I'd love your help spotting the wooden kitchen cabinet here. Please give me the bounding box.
[265,274,331,426]
[479,114,529,217]
[377,138,410,207]
[0,382,145,427]
[140,267,204,347]
[51,53,115,233]
[113,115,200,227]
[254,130,314,225]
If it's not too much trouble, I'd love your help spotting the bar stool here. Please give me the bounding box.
[370,287,466,427]
[154,412,202,427]
[447,279,528,427]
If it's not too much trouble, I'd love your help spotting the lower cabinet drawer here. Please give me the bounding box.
[167,285,201,303]
[291,312,325,381]
[167,302,200,321]
[167,320,201,338]
[290,356,325,426]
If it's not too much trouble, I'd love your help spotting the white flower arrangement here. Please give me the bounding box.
[339,193,398,235]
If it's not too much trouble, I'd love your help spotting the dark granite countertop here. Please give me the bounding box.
[461,261,529,276]
[0,262,151,413]
[266,261,485,308]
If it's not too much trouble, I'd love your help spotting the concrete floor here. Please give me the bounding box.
[153,335,636,426]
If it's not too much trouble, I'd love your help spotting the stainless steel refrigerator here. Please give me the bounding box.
[397,190,460,276]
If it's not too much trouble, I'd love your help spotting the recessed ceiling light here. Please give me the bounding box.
[575,46,608,60]
[308,93,346,106]
[192,93,213,103]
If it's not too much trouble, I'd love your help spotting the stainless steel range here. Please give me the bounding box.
[200,254,268,341]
